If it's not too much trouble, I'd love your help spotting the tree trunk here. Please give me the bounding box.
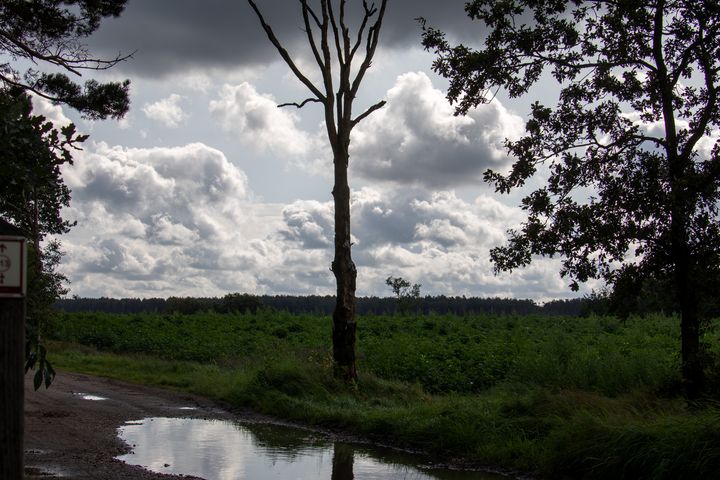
[331,142,357,383]
[667,134,704,398]
[672,212,704,399]
[653,2,705,397]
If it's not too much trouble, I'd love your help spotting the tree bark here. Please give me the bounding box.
[653,0,705,398]
[671,195,704,398]
[331,141,357,382]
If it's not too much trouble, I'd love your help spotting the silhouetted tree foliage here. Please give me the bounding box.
[55,294,585,317]
[423,0,720,398]
[0,90,85,239]
[0,89,88,388]
[217,292,263,314]
[385,276,422,315]
[582,269,720,320]
[0,0,131,119]
[1,0,131,388]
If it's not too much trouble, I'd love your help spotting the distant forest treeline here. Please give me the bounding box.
[55,294,586,316]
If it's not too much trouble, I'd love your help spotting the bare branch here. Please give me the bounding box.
[247,0,326,102]
[315,0,334,79]
[350,0,387,98]
[302,0,323,28]
[348,1,373,64]
[336,0,352,124]
[0,29,132,75]
[351,99,386,127]
[340,0,351,62]
[278,97,323,108]
[300,0,326,72]
[0,72,67,103]
[326,0,345,66]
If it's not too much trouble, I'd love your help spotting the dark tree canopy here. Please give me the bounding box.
[0,88,87,389]
[0,90,85,241]
[1,1,132,390]
[0,0,130,119]
[423,0,720,396]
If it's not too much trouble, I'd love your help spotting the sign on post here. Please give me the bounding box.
[0,236,26,297]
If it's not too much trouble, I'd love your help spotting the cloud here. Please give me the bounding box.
[86,0,475,78]
[30,95,73,127]
[347,187,578,300]
[60,142,262,293]
[280,200,333,249]
[263,186,581,301]
[142,94,188,127]
[350,188,519,252]
[209,82,319,157]
[204,73,524,184]
[56,142,582,301]
[351,72,524,188]
[67,142,249,229]
[58,141,338,298]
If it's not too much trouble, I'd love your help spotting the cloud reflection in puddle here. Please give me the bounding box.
[72,393,108,401]
[116,417,511,480]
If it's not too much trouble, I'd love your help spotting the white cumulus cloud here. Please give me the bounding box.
[55,143,587,301]
[209,82,319,157]
[142,94,189,127]
[351,72,524,188]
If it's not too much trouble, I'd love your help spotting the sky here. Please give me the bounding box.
[32,0,598,301]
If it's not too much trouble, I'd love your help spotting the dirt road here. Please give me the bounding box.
[24,371,233,479]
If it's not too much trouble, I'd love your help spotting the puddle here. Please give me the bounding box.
[24,465,64,478]
[117,417,511,480]
[25,449,51,455]
[24,466,56,477]
[178,406,198,410]
[72,393,108,401]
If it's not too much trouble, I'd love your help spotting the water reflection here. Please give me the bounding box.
[73,392,108,401]
[117,417,510,480]
[332,443,354,480]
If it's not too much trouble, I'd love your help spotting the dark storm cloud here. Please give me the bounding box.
[87,0,473,77]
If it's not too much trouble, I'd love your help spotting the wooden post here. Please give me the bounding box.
[0,219,26,480]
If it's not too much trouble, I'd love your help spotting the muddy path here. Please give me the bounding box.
[24,371,235,479]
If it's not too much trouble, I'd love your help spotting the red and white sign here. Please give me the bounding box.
[0,236,26,297]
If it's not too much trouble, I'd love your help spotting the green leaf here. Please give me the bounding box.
[33,369,43,391]
[44,360,56,388]
[25,351,37,373]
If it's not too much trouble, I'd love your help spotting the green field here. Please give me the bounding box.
[48,311,720,479]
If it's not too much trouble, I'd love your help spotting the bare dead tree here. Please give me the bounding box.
[247,0,388,382]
